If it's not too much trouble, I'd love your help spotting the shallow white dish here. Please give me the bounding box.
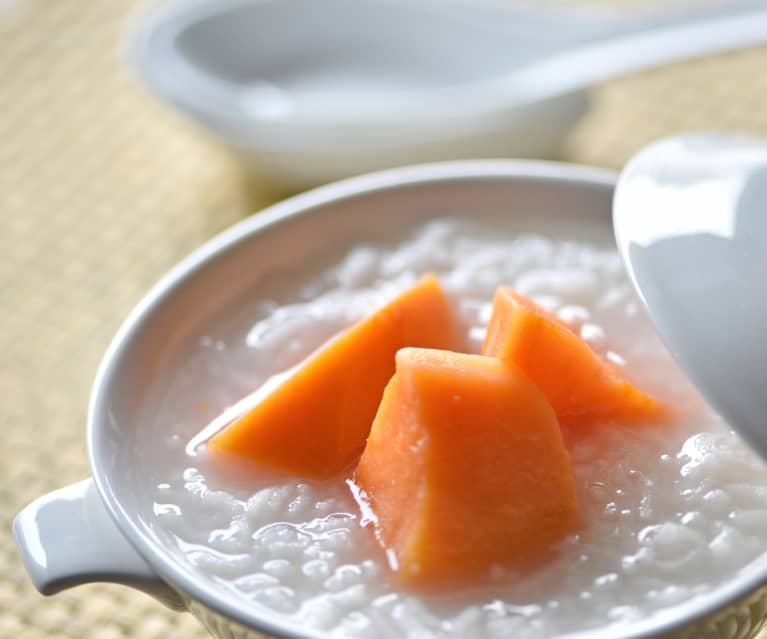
[13,160,767,639]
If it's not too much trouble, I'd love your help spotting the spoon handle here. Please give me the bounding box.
[506,5,767,103]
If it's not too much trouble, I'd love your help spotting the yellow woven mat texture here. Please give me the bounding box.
[2,1,767,637]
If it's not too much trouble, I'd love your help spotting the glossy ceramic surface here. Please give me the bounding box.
[13,160,767,639]
[128,0,767,187]
[614,132,767,462]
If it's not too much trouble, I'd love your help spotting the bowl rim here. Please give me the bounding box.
[87,159,767,639]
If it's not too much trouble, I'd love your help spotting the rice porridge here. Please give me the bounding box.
[139,218,767,638]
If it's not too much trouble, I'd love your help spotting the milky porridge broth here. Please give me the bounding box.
[143,218,767,638]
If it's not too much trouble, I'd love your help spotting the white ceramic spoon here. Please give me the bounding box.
[614,132,767,458]
[130,0,767,186]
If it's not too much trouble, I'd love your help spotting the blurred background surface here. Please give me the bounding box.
[1,1,767,637]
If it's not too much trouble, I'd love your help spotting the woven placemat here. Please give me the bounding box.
[2,1,767,637]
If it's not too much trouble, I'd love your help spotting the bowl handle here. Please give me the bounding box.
[13,479,186,610]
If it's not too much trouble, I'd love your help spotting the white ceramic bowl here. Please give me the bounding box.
[14,161,767,639]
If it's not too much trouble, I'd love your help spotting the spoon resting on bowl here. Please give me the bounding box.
[614,132,767,459]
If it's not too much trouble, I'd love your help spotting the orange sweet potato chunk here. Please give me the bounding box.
[354,348,578,586]
[208,275,458,478]
[482,286,666,426]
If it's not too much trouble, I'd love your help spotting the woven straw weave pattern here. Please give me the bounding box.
[1,0,767,637]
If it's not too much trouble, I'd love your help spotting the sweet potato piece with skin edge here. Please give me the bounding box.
[482,287,666,426]
[208,275,458,478]
[355,348,578,586]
